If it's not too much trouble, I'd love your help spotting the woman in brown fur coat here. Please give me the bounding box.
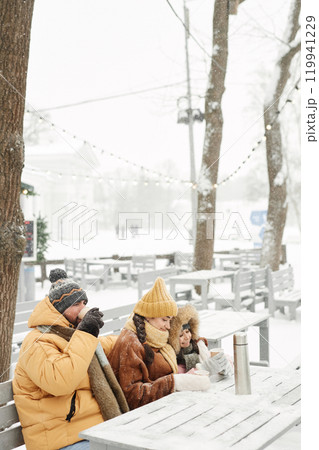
[108,278,210,410]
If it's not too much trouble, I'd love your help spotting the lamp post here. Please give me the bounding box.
[183,0,197,246]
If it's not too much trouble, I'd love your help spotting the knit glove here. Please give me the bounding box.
[199,353,233,377]
[76,307,104,337]
[173,374,210,392]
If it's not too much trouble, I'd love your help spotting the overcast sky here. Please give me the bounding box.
[24,0,297,184]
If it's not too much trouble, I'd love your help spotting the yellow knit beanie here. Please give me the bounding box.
[133,277,178,318]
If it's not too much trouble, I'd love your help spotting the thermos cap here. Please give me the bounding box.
[233,332,248,345]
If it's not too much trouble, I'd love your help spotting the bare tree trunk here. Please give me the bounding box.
[260,0,300,271]
[194,0,229,271]
[0,0,34,382]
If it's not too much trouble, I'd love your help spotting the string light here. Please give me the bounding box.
[24,81,299,191]
[25,107,190,186]
[214,81,300,189]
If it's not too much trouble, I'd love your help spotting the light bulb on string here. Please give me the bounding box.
[266,124,272,130]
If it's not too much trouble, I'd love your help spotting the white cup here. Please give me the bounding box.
[77,306,91,321]
[210,348,224,358]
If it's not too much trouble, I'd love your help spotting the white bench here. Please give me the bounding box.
[0,380,24,450]
[210,269,255,311]
[126,255,156,282]
[247,267,269,312]
[267,266,301,320]
[137,268,192,302]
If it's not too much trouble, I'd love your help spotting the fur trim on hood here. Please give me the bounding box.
[168,304,199,354]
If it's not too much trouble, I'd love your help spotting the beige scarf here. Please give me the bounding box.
[125,316,178,374]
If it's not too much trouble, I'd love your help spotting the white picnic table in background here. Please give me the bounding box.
[198,309,270,366]
[80,366,300,450]
[169,270,235,308]
[86,259,132,287]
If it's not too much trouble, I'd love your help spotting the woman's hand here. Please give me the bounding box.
[199,353,233,377]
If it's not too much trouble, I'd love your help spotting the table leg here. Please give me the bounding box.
[103,265,109,288]
[201,281,208,309]
[127,264,131,287]
[170,280,176,301]
[258,318,269,366]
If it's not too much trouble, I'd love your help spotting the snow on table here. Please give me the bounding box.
[79,366,300,450]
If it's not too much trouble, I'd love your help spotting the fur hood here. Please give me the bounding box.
[168,304,199,354]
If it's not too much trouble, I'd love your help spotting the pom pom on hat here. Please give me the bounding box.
[49,268,68,283]
[48,268,88,314]
[134,277,177,318]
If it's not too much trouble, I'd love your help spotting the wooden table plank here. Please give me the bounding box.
[167,405,234,437]
[146,401,217,434]
[231,409,301,450]
[213,408,283,447]
[272,385,301,407]
[121,397,195,431]
[193,406,262,440]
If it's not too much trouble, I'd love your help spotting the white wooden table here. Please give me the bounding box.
[169,270,235,309]
[86,259,132,287]
[198,310,270,366]
[80,366,300,450]
[213,253,241,270]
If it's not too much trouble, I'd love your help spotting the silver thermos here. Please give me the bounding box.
[233,332,252,395]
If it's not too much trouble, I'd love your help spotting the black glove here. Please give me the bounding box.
[76,308,104,337]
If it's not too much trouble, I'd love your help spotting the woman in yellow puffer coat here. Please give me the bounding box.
[12,269,121,450]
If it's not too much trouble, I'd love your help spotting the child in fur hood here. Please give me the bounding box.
[169,304,233,377]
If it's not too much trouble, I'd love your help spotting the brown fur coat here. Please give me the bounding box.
[108,329,175,410]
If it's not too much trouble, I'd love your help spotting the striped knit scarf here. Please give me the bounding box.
[37,325,129,420]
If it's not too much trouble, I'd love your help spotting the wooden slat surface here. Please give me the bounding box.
[0,425,24,450]
[0,381,13,404]
[79,367,300,450]
[0,403,20,429]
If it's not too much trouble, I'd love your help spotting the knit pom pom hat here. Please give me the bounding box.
[133,277,177,318]
[48,268,88,314]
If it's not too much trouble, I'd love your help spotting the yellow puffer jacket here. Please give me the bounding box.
[12,297,117,450]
